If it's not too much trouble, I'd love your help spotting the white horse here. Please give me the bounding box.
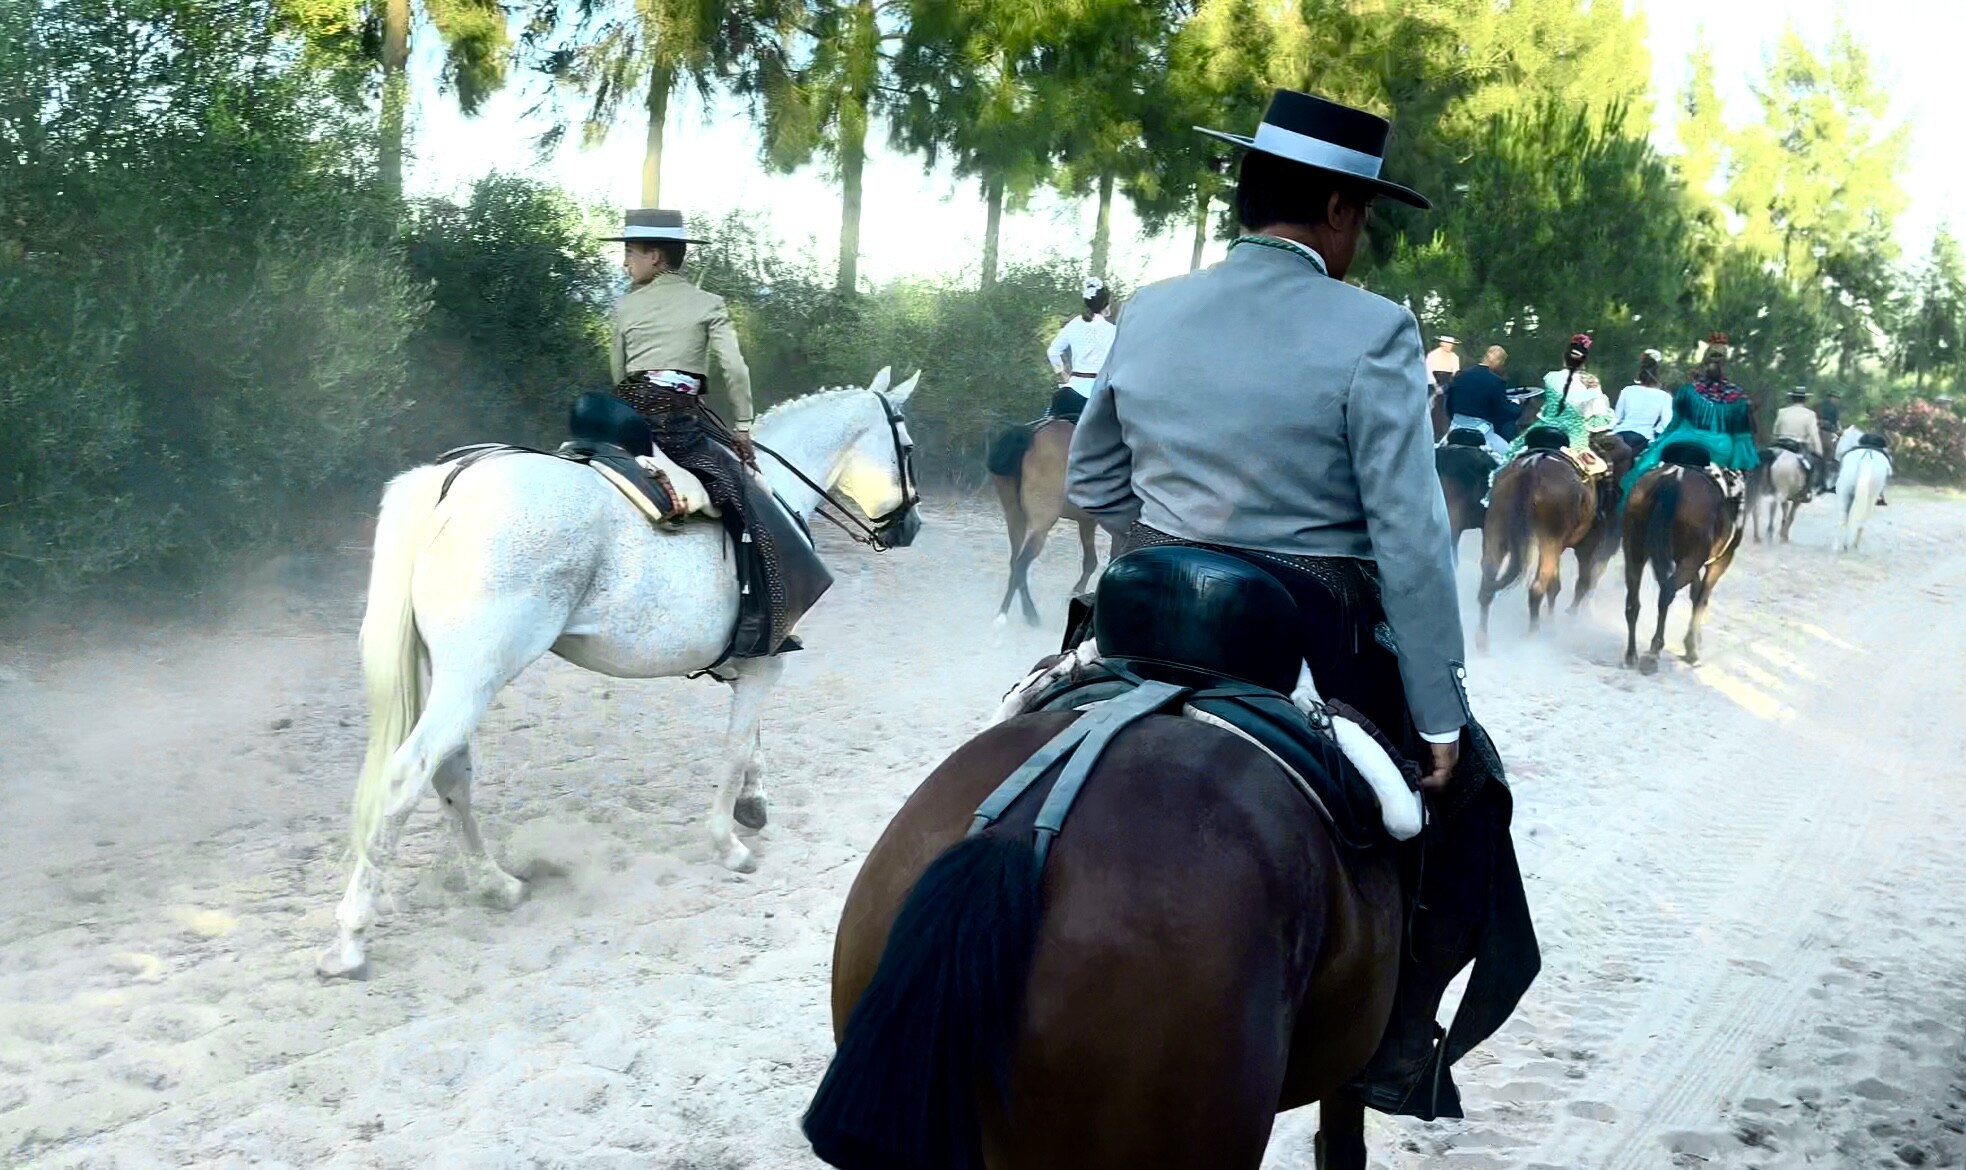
[318,370,922,979]
[1752,448,1811,544]
[1834,426,1892,553]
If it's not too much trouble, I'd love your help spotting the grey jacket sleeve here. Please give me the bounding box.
[1066,368,1141,534]
[1348,311,1469,737]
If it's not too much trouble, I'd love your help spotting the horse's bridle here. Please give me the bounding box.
[754,389,920,552]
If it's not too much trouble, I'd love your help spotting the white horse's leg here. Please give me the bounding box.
[319,673,501,978]
[709,656,785,872]
[432,749,527,909]
[734,726,768,831]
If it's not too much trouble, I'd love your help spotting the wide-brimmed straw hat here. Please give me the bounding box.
[1197,89,1431,210]
[600,208,708,244]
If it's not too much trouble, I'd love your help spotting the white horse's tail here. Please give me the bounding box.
[1841,456,1886,550]
[350,464,449,860]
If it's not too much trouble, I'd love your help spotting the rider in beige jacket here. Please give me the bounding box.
[1772,390,1825,491]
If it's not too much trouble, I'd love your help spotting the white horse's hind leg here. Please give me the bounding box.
[319,677,499,978]
[734,726,768,832]
[432,749,527,908]
[710,656,785,873]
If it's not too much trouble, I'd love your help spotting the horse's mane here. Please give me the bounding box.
[757,385,870,426]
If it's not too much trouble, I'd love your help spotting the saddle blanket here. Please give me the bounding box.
[1563,446,1609,479]
[436,442,718,525]
[996,643,1424,843]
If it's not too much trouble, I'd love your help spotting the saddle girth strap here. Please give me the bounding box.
[968,680,1190,871]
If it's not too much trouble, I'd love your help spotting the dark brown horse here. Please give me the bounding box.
[806,713,1403,1170]
[1474,430,1633,645]
[1622,452,1742,673]
[989,420,1101,626]
[1435,436,1493,558]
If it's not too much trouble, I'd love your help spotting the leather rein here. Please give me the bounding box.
[752,390,919,552]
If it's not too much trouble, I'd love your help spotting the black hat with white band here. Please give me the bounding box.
[1197,89,1431,210]
[600,208,708,244]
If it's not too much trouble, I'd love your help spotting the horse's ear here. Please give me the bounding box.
[867,366,892,397]
[890,370,921,403]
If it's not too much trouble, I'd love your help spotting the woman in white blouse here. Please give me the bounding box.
[1611,349,1674,455]
[1044,277,1117,419]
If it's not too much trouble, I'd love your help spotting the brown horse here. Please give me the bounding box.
[1474,430,1632,645]
[1434,437,1492,558]
[1622,453,1742,673]
[989,420,1101,626]
[805,713,1403,1170]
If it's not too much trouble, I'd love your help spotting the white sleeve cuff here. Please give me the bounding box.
[1419,727,1463,745]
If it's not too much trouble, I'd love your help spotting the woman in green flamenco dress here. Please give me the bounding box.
[1504,333,1616,471]
[1622,331,1761,493]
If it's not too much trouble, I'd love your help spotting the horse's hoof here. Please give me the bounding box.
[992,613,1009,628]
[719,841,758,874]
[315,938,371,981]
[1022,612,1042,629]
[1639,655,1660,676]
[481,874,528,911]
[734,795,769,831]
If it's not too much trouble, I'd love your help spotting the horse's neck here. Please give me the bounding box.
[752,402,865,520]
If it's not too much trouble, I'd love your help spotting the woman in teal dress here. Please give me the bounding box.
[1622,331,1761,492]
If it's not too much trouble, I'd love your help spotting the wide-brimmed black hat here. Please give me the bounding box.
[600,208,708,244]
[1197,89,1431,210]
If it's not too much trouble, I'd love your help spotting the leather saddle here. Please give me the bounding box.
[435,392,713,522]
[1022,546,1400,851]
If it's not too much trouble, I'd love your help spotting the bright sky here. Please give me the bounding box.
[410,0,1962,288]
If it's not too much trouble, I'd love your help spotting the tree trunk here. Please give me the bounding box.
[1090,172,1114,276]
[834,0,875,296]
[377,0,412,199]
[982,175,1003,289]
[641,60,675,205]
[1189,191,1210,271]
[836,104,865,294]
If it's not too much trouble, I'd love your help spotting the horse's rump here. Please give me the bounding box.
[812,713,1398,1169]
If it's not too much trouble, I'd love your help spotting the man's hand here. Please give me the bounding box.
[732,431,759,471]
[1421,738,1461,792]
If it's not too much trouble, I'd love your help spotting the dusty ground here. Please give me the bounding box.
[3,490,1965,1169]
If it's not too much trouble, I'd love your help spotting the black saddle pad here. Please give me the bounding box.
[1093,546,1303,694]
[1523,425,1569,451]
[1026,661,1393,851]
[1659,440,1713,468]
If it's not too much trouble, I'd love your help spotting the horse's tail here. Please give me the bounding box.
[349,464,449,862]
[805,832,1045,1170]
[985,425,1035,481]
[1646,469,1684,587]
[1842,455,1885,545]
[1487,471,1535,591]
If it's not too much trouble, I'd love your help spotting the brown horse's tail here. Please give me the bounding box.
[1487,469,1535,591]
[985,425,1035,480]
[1644,469,1684,587]
[804,832,1045,1170]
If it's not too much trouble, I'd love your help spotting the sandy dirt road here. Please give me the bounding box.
[4,491,1965,1169]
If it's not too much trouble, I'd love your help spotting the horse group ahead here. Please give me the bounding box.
[1445,401,1892,675]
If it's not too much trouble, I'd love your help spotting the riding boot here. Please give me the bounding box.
[1345,771,1535,1121]
[622,381,834,660]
